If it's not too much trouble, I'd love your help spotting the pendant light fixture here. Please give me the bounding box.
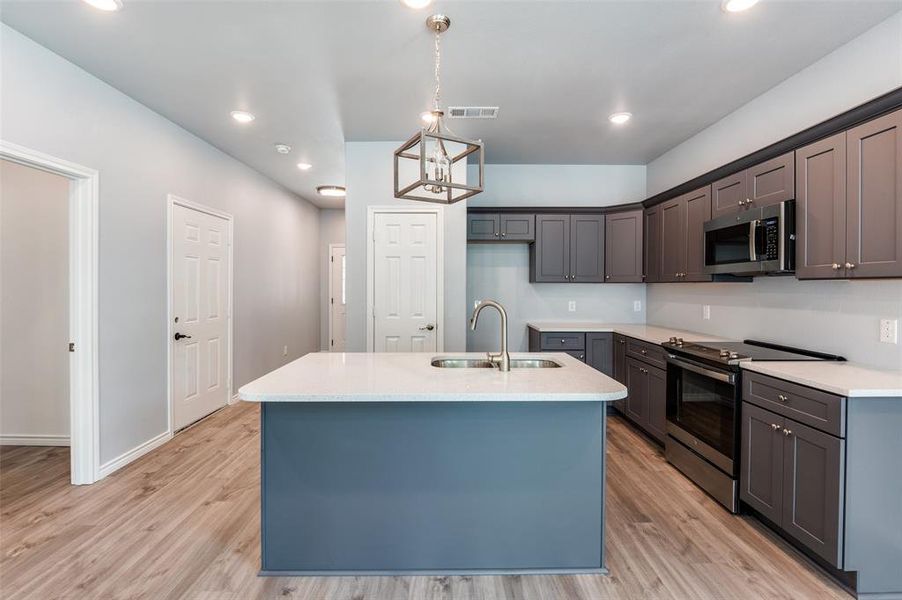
[393,14,484,203]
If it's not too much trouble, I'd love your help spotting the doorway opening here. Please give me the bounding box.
[329,244,347,351]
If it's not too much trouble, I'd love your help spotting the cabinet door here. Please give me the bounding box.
[585,333,613,377]
[570,214,605,282]
[565,350,586,362]
[782,420,845,567]
[499,214,535,242]
[683,186,713,282]
[645,366,667,444]
[748,152,795,210]
[604,209,643,283]
[740,402,785,525]
[644,205,662,283]
[846,109,902,278]
[625,358,648,426]
[660,198,685,282]
[796,133,847,279]
[712,170,748,218]
[613,336,628,413]
[531,215,570,282]
[467,213,499,241]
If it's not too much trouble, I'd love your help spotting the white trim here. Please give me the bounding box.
[0,140,100,485]
[230,393,240,405]
[328,243,346,352]
[98,430,172,479]
[365,206,445,352]
[166,194,234,434]
[0,434,70,447]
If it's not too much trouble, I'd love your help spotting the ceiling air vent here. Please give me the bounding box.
[447,106,499,119]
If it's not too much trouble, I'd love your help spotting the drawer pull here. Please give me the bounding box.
[777,394,788,402]
[783,428,793,437]
[561,339,566,344]
[641,349,647,355]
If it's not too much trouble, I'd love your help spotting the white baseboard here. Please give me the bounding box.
[98,430,172,479]
[0,434,70,446]
[229,393,239,405]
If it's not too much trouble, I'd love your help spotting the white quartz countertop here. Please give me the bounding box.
[239,352,627,403]
[527,322,729,345]
[741,361,902,398]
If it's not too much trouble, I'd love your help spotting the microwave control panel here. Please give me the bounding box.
[761,217,779,260]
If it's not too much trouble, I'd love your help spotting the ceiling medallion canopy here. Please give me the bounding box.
[393,14,485,204]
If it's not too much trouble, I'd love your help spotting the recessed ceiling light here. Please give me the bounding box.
[316,185,346,198]
[297,163,313,171]
[82,0,122,11]
[274,144,292,154]
[722,0,759,12]
[230,110,255,124]
[400,0,433,8]
[421,111,437,124]
[608,112,632,125]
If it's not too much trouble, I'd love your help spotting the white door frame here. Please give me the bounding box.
[328,243,345,352]
[0,140,100,485]
[366,205,444,352]
[166,194,234,434]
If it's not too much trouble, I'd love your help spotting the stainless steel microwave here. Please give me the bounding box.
[703,200,795,275]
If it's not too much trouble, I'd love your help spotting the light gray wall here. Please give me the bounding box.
[344,141,467,353]
[464,164,648,352]
[645,12,902,371]
[318,208,345,351]
[646,11,902,195]
[0,159,70,442]
[1,25,320,465]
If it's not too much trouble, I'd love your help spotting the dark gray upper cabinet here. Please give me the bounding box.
[500,214,535,241]
[683,186,713,282]
[644,205,662,283]
[847,109,902,278]
[585,333,613,377]
[796,132,848,279]
[467,213,499,241]
[570,214,606,282]
[712,151,795,218]
[531,215,571,282]
[740,402,785,525]
[605,209,644,283]
[660,197,685,282]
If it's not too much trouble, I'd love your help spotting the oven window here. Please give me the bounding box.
[673,369,735,457]
[706,223,751,266]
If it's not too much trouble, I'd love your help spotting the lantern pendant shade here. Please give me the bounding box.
[394,127,484,204]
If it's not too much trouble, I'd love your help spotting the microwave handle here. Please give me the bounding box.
[749,220,758,260]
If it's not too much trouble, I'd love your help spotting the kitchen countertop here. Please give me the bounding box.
[527,322,729,345]
[239,352,627,403]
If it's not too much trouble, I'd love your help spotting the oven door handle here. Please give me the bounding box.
[667,355,736,385]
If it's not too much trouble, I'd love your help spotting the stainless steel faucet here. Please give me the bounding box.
[469,299,510,372]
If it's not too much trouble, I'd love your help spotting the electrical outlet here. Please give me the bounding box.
[703,305,711,320]
[879,319,898,344]
[633,300,642,312]
[283,345,288,356]
[568,300,576,312]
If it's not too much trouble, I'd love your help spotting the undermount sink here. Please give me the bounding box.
[431,357,562,369]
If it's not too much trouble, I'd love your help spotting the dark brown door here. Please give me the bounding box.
[660,198,685,282]
[605,209,643,282]
[646,366,667,443]
[644,205,661,283]
[683,186,712,282]
[846,109,902,278]
[712,170,748,218]
[782,420,845,567]
[748,152,795,210]
[796,133,847,279]
[740,402,784,525]
[570,214,605,283]
[585,333,613,377]
[467,213,499,241]
[499,214,535,242]
[625,358,648,426]
[531,215,570,282]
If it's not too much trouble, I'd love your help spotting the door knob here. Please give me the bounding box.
[174,332,192,341]
[418,324,435,331]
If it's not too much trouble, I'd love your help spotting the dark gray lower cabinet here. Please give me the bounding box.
[645,366,667,442]
[740,402,785,525]
[613,335,628,414]
[623,355,666,444]
[625,359,648,425]
[585,333,613,376]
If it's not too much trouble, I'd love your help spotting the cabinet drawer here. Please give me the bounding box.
[625,337,668,369]
[743,372,845,437]
[539,332,585,350]
[564,350,586,362]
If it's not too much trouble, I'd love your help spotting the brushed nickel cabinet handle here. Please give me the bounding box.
[831,263,841,270]
[771,423,780,431]
[783,428,793,437]
[845,262,856,269]
[777,394,788,402]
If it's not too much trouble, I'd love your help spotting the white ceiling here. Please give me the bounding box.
[2,1,899,208]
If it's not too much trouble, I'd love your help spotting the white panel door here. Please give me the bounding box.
[171,203,230,431]
[329,245,347,351]
[372,212,438,352]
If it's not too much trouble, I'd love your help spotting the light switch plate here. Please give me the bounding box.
[568,301,576,312]
[703,305,711,320]
[633,300,642,312]
[879,319,898,344]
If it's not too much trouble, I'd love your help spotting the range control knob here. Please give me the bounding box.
[719,349,730,358]
[669,337,678,344]
[676,338,684,346]
[729,352,740,359]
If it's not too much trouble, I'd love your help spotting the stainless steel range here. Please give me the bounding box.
[661,338,843,512]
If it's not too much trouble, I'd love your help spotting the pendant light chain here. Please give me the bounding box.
[433,28,441,114]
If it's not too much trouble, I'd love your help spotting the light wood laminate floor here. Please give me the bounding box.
[1,402,849,599]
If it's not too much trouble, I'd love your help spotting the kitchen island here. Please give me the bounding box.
[239,351,626,575]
